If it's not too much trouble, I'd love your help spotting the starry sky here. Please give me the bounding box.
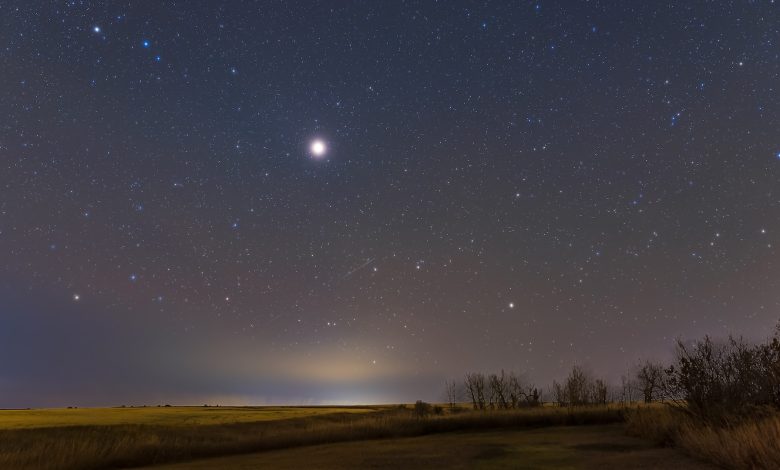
[1,1,779,408]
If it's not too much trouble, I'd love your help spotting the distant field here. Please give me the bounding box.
[146,425,714,470]
[0,405,378,429]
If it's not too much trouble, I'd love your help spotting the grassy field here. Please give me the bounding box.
[0,405,377,429]
[145,424,713,469]
[0,405,628,469]
[13,403,764,469]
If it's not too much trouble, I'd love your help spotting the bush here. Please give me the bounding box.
[413,400,432,419]
[665,331,780,422]
[626,406,780,469]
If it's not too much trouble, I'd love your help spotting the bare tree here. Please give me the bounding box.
[564,365,590,406]
[551,380,566,407]
[464,372,487,410]
[594,378,608,405]
[552,365,609,407]
[635,360,665,403]
[620,374,639,406]
[508,372,523,408]
[488,370,510,409]
[507,372,540,408]
[444,379,458,411]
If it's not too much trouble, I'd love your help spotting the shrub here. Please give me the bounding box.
[413,400,432,419]
[665,331,780,422]
[626,406,780,469]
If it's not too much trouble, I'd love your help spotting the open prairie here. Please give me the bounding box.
[0,405,378,429]
[0,404,725,470]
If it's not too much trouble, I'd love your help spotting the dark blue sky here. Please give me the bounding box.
[1,1,779,407]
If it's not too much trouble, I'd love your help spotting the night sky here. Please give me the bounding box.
[1,1,779,408]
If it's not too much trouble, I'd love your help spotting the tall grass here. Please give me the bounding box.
[0,406,624,470]
[626,406,780,469]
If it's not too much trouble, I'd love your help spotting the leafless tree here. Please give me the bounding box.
[620,374,639,406]
[464,372,487,410]
[508,372,523,408]
[564,365,590,406]
[551,380,566,407]
[635,360,665,403]
[506,372,540,407]
[594,378,608,405]
[488,370,511,409]
[444,379,458,411]
[551,365,609,407]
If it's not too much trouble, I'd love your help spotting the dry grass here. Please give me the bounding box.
[0,406,377,429]
[626,406,780,469]
[0,405,624,470]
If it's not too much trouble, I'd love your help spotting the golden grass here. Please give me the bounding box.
[0,406,376,429]
[626,406,780,469]
[0,405,624,470]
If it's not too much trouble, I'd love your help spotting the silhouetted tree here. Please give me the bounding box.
[635,360,665,403]
[444,379,458,411]
[488,370,510,409]
[619,374,639,405]
[551,380,565,407]
[564,365,590,406]
[594,379,608,405]
[665,329,780,421]
[413,400,432,418]
[464,372,487,410]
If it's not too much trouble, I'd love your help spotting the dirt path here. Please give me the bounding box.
[144,424,713,469]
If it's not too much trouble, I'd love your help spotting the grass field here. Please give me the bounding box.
[0,405,378,429]
[0,405,629,469]
[144,424,713,469]
[14,404,768,469]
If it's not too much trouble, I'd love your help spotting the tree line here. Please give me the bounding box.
[446,324,780,421]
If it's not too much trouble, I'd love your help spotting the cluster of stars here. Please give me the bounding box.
[1,0,779,406]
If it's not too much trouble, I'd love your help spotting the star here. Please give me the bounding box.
[93,26,101,33]
[310,139,326,158]
[73,294,80,301]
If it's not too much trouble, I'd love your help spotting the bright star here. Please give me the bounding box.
[73,294,80,301]
[310,139,326,158]
[93,26,101,33]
